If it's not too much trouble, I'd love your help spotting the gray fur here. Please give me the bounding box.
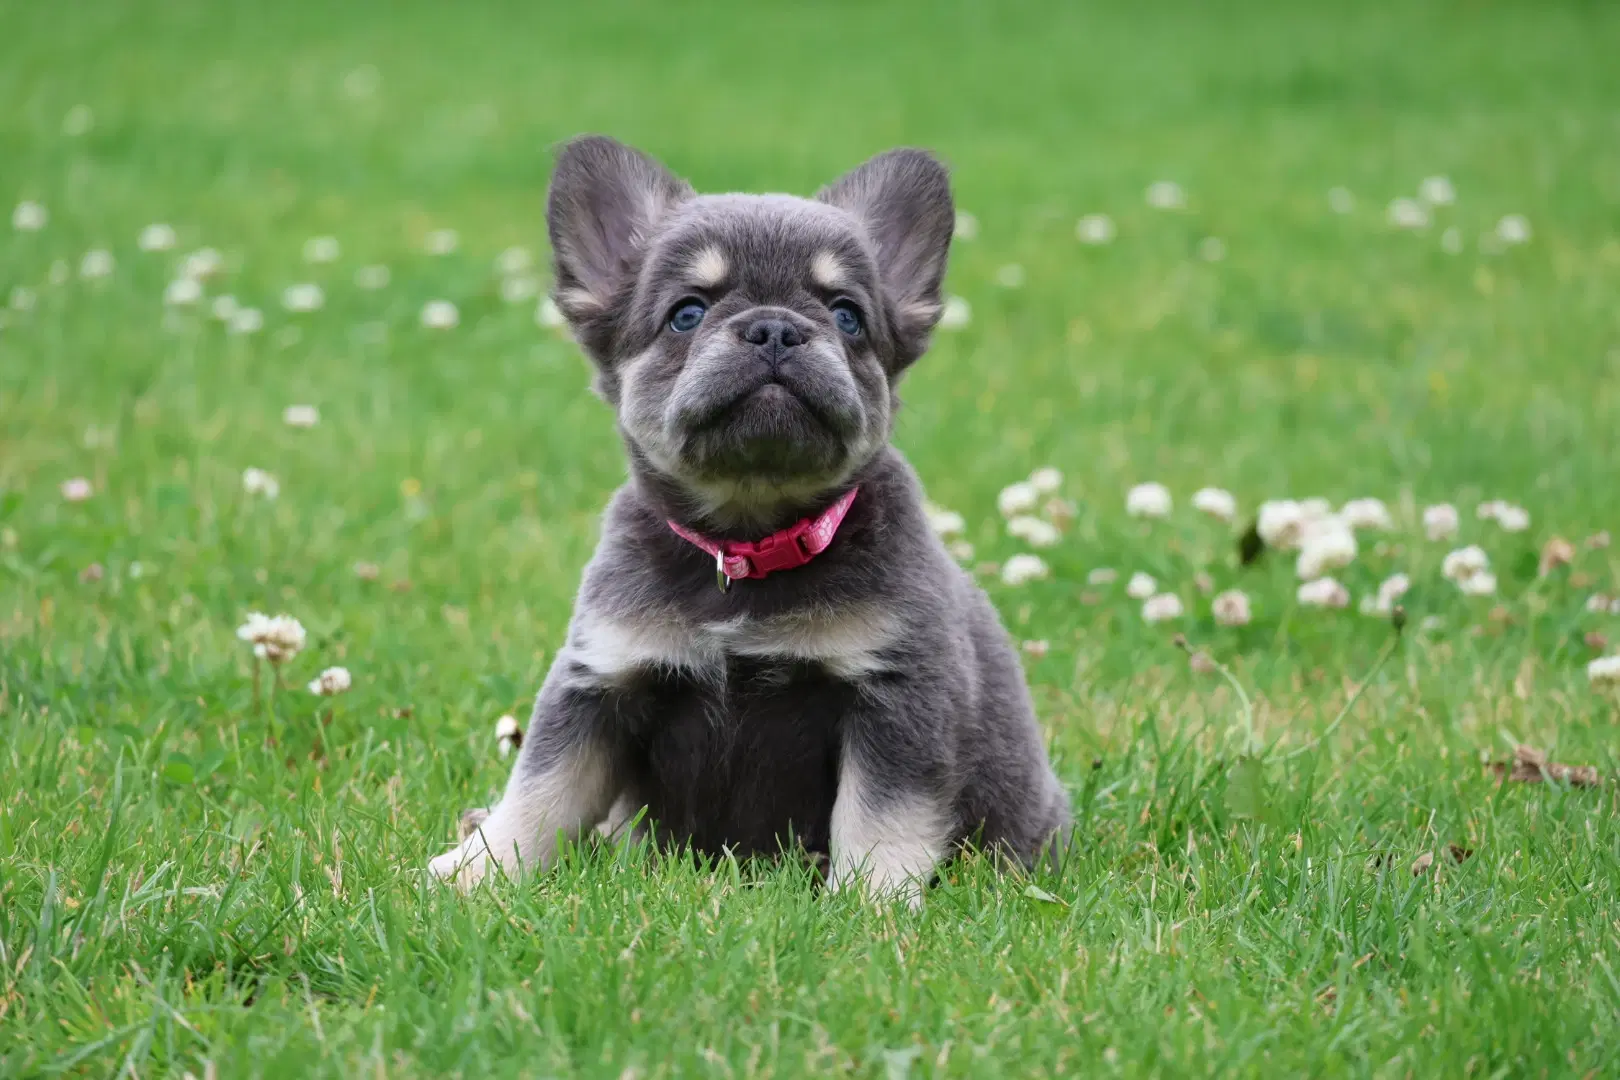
[428,136,1070,899]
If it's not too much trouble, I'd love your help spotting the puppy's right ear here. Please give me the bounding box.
[547,136,692,358]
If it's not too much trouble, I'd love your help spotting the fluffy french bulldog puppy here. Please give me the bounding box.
[428,136,1069,901]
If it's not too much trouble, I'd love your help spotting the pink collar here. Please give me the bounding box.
[667,488,859,592]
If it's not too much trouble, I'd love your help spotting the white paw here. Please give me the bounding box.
[426,835,494,890]
[829,865,926,910]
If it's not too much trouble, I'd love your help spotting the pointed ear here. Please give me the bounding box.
[546,135,692,339]
[817,148,954,356]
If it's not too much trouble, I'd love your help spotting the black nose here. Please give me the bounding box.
[740,317,805,351]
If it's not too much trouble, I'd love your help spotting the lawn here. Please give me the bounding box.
[4,0,1620,1075]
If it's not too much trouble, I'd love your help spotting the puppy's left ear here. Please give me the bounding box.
[818,149,954,365]
[547,135,693,360]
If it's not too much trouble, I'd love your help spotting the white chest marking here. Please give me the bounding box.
[566,605,898,683]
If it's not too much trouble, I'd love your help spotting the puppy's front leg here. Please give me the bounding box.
[428,668,619,889]
[829,694,956,907]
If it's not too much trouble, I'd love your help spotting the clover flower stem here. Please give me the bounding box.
[1277,620,1404,763]
[1174,634,1256,755]
[251,659,262,711]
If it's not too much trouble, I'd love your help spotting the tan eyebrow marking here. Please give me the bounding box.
[811,250,846,290]
[689,246,728,288]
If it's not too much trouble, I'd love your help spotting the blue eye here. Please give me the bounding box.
[832,301,862,337]
[669,300,707,333]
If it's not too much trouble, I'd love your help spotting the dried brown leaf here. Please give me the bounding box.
[1410,851,1435,876]
[1488,744,1602,787]
[1538,536,1576,576]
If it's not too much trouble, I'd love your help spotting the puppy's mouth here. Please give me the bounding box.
[682,371,856,440]
[672,367,862,480]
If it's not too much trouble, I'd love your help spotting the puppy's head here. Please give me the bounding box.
[546,136,953,523]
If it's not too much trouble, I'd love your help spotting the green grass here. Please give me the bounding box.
[5,0,1620,1075]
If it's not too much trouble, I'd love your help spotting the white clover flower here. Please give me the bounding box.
[1495,504,1530,532]
[1297,577,1349,609]
[180,248,222,280]
[1125,572,1157,600]
[210,294,239,321]
[500,275,538,303]
[1001,553,1049,586]
[242,467,280,499]
[164,277,203,306]
[1360,573,1411,616]
[236,612,306,663]
[1589,655,1620,687]
[9,286,37,312]
[1212,589,1252,626]
[282,404,319,428]
[937,295,971,330]
[62,104,94,136]
[229,307,264,335]
[60,477,93,502]
[495,246,533,275]
[282,283,324,312]
[424,228,459,255]
[495,714,523,757]
[79,249,115,279]
[1296,518,1357,580]
[994,264,1025,289]
[1088,567,1118,586]
[1076,213,1116,245]
[12,200,47,231]
[1442,544,1490,584]
[923,504,965,536]
[1327,187,1355,214]
[1145,180,1186,210]
[1458,571,1497,597]
[1191,487,1237,523]
[308,666,352,696]
[1007,515,1061,547]
[1256,500,1305,549]
[303,236,340,263]
[1029,467,1063,494]
[1142,593,1184,623]
[420,299,459,329]
[1340,498,1393,531]
[997,481,1039,518]
[1418,176,1456,206]
[1387,197,1429,230]
[1495,215,1531,245]
[536,296,567,328]
[354,264,391,290]
[138,223,178,252]
[1440,227,1464,255]
[1021,639,1050,659]
[948,540,975,562]
[1423,503,1459,541]
[952,211,979,241]
[1126,482,1172,519]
